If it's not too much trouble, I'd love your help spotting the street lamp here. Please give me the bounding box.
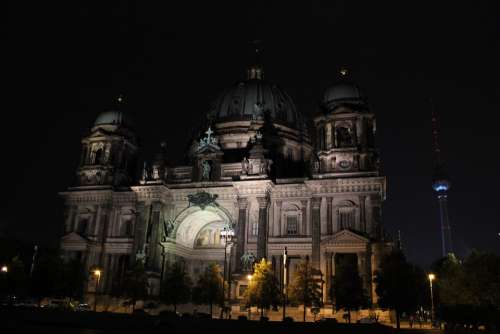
[428,273,435,324]
[220,224,235,317]
[282,247,288,321]
[93,268,102,312]
[1,266,7,273]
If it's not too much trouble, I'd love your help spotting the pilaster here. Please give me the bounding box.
[311,197,321,268]
[236,197,248,271]
[256,196,269,259]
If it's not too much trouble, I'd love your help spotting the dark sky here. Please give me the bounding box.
[5,1,500,267]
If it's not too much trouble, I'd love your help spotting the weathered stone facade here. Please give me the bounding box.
[60,66,393,305]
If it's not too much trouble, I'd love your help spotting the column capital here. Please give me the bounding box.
[237,197,248,209]
[256,196,269,208]
[311,197,322,209]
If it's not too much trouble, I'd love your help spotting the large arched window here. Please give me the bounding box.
[282,203,302,236]
[77,218,88,235]
[337,200,357,231]
[94,148,103,165]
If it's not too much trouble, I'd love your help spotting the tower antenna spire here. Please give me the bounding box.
[430,99,454,257]
[430,99,442,167]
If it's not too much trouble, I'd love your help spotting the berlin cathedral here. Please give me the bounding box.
[60,61,392,307]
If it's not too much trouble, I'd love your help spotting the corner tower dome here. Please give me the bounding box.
[322,70,367,112]
[94,110,128,126]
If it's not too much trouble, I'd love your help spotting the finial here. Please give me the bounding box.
[247,40,264,80]
[339,67,349,77]
[116,94,125,104]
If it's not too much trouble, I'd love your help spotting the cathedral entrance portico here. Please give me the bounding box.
[320,229,371,304]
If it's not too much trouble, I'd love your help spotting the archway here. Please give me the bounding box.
[173,206,233,248]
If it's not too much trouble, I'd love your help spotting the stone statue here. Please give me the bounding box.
[267,159,273,174]
[241,157,249,175]
[163,218,175,239]
[141,162,148,182]
[152,165,160,180]
[202,160,211,180]
[135,246,146,264]
[241,252,256,272]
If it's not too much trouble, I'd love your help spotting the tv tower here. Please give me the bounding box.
[431,104,454,257]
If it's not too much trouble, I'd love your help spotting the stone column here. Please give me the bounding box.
[256,196,269,259]
[300,200,308,235]
[147,202,162,271]
[131,202,150,265]
[325,251,332,303]
[321,251,328,303]
[274,200,282,236]
[235,197,248,271]
[326,122,332,149]
[359,195,366,233]
[357,252,367,292]
[326,198,333,235]
[93,205,102,237]
[311,197,321,268]
[64,205,76,234]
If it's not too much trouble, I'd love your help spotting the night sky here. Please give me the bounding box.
[5,2,500,267]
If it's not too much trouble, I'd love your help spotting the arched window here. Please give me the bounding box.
[282,203,302,236]
[81,146,88,165]
[251,222,258,236]
[336,125,353,148]
[94,148,103,165]
[77,218,88,235]
[337,201,357,231]
[286,215,298,235]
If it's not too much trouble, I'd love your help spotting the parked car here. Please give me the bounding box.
[317,317,337,323]
[13,299,38,308]
[42,299,72,310]
[357,317,377,324]
[74,303,91,312]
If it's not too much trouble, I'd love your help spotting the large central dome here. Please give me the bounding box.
[209,65,301,128]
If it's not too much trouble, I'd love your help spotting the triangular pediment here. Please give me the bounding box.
[61,232,88,244]
[322,229,370,245]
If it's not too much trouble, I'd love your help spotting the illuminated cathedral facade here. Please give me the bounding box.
[60,63,392,306]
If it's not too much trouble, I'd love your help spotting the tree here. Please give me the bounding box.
[334,257,369,323]
[161,262,192,313]
[1,256,29,298]
[122,261,149,311]
[288,259,322,322]
[244,258,281,318]
[433,251,500,330]
[374,249,423,329]
[192,263,223,317]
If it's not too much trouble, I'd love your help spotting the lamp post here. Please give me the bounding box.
[93,268,102,312]
[428,273,435,324]
[220,224,235,318]
[282,247,287,321]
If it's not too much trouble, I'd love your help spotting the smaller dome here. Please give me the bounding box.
[94,110,131,127]
[322,81,365,110]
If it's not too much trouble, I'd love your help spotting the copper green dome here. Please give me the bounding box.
[322,80,366,112]
[209,65,302,128]
[94,110,132,127]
